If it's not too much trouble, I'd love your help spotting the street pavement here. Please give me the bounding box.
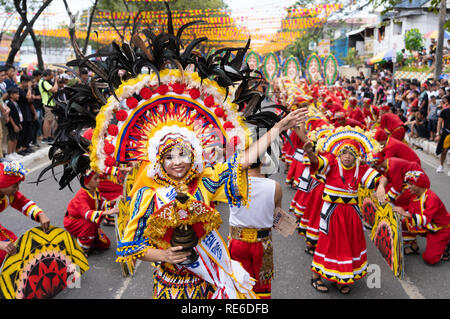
[1,144,449,300]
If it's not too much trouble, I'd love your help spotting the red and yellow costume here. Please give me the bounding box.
[0,162,44,264]
[381,158,427,246]
[306,126,382,285]
[310,152,380,284]
[374,128,421,165]
[64,177,112,252]
[402,171,450,264]
[379,112,406,141]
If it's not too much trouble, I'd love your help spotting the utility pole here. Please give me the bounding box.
[434,0,446,81]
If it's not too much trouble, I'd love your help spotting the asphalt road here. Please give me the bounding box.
[1,146,449,301]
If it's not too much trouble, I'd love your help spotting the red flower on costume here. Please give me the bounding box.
[204,95,215,107]
[115,110,128,121]
[104,143,115,155]
[157,85,169,95]
[214,107,225,118]
[140,87,153,99]
[105,156,115,167]
[189,88,201,99]
[126,97,138,109]
[172,83,185,94]
[107,124,119,136]
[223,121,234,130]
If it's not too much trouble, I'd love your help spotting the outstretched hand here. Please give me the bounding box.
[275,107,308,132]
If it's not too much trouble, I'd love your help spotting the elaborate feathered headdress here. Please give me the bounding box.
[315,126,381,162]
[38,3,289,190]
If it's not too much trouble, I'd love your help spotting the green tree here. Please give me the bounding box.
[343,47,364,66]
[404,28,423,52]
[7,0,54,70]
[283,30,323,67]
[369,0,446,80]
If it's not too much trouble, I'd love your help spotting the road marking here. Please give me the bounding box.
[114,260,142,299]
[398,275,425,299]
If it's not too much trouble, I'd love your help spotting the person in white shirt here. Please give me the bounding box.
[228,157,282,299]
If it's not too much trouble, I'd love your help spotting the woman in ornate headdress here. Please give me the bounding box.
[301,126,382,294]
[38,4,307,299]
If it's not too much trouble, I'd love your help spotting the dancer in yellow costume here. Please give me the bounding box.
[46,4,307,299]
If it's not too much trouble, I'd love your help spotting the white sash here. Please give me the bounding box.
[183,230,257,299]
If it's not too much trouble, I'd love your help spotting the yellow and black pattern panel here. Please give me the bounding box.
[0,226,89,299]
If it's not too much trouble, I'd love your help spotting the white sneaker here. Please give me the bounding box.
[10,153,23,160]
[447,171,450,177]
[436,165,444,173]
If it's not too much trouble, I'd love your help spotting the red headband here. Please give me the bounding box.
[0,162,26,188]
[405,170,430,188]
[371,152,384,166]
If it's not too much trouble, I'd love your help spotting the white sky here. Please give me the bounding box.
[45,0,298,34]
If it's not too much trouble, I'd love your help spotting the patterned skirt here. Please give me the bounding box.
[311,203,368,285]
[152,264,216,299]
[286,160,306,187]
[302,182,325,247]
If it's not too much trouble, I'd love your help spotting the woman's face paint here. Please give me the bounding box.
[162,144,193,180]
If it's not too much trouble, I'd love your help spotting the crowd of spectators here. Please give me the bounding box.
[337,68,450,175]
[0,64,80,162]
[337,69,450,142]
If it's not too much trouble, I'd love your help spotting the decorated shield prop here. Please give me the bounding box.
[323,54,339,86]
[262,52,280,81]
[283,55,302,80]
[115,166,139,277]
[245,50,261,75]
[305,53,323,84]
[358,191,404,278]
[358,187,377,229]
[0,226,89,299]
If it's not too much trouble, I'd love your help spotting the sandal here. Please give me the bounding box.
[404,244,420,255]
[305,246,316,256]
[311,277,329,293]
[336,284,351,295]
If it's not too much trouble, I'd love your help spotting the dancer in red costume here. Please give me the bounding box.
[394,170,450,264]
[64,171,119,255]
[362,98,379,128]
[81,128,132,226]
[347,98,366,128]
[374,157,427,255]
[373,127,421,165]
[0,162,50,264]
[379,105,406,141]
[288,118,328,225]
[302,128,381,295]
